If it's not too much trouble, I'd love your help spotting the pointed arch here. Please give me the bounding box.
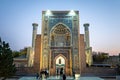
[50,22,71,34]
[54,54,67,61]
[50,23,72,47]
[56,56,65,65]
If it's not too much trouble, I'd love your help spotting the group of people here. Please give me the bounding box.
[56,68,66,80]
[56,68,63,76]
[35,69,77,80]
[36,70,49,79]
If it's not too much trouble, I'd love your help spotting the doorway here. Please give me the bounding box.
[55,56,65,75]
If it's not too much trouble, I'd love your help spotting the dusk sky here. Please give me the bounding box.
[0,0,120,55]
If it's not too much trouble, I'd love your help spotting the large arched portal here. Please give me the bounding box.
[49,23,72,75]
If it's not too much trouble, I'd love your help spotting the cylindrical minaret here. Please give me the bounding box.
[83,23,93,66]
[32,23,38,48]
[83,23,90,48]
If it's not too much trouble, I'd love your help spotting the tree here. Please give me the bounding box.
[19,47,27,56]
[119,53,120,61]
[12,47,27,58]
[12,51,20,58]
[0,38,16,80]
[93,52,109,63]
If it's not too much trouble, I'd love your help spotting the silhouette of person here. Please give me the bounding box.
[63,74,66,80]
[60,68,63,76]
[36,73,39,79]
[57,68,59,76]
[39,72,42,79]
[73,71,75,79]
[46,69,49,77]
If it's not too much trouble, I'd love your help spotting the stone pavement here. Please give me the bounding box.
[18,76,104,80]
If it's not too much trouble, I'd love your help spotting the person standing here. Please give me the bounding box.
[57,68,59,76]
[63,74,66,80]
[36,73,39,79]
[73,71,75,79]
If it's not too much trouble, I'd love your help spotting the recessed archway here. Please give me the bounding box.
[56,56,65,65]
[50,23,71,47]
[54,54,66,75]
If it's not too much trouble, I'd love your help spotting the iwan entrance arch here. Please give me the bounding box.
[49,23,72,75]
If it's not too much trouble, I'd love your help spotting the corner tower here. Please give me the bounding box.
[84,23,92,66]
[32,23,38,49]
[27,23,38,67]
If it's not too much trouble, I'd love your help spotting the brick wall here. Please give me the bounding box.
[79,34,86,74]
[83,67,117,76]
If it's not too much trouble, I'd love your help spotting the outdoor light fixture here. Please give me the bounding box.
[69,10,76,16]
[46,10,52,16]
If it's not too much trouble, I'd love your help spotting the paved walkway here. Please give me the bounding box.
[18,76,104,80]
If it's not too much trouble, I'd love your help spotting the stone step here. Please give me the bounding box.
[47,76,74,80]
[18,76,104,80]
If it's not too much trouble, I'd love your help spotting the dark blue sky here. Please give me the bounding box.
[0,0,120,55]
